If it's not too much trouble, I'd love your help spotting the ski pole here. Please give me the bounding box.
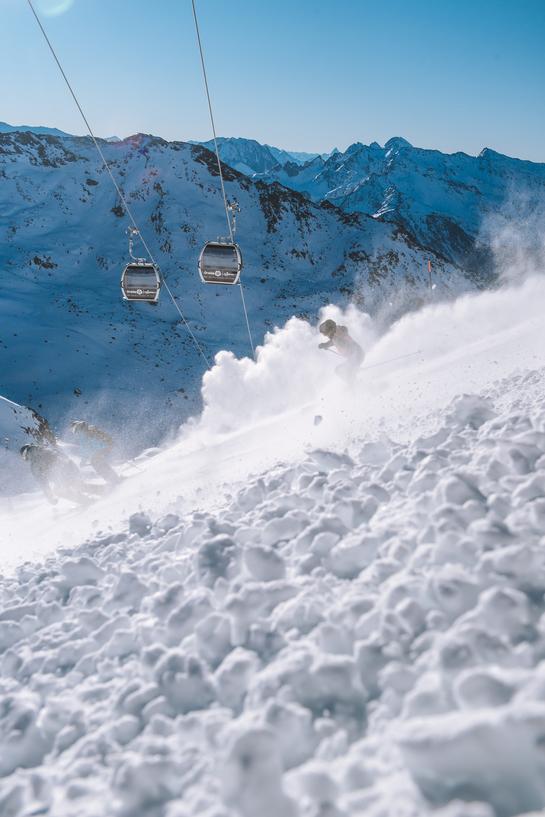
[323,347,421,368]
[360,349,422,372]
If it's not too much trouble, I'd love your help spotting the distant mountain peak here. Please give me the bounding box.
[384,136,412,151]
[0,121,124,143]
[0,121,72,139]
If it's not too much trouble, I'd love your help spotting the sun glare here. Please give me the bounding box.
[34,0,74,17]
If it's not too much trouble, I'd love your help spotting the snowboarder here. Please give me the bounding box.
[70,420,120,485]
[318,319,364,380]
[20,443,94,505]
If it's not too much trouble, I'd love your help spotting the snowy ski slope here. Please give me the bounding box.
[0,276,545,815]
[3,275,544,563]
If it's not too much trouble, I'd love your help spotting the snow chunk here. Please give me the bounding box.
[445,395,496,430]
[58,556,105,590]
[0,692,51,776]
[309,449,355,471]
[154,651,215,713]
[399,707,545,816]
[223,729,297,817]
[129,512,153,536]
[244,546,285,581]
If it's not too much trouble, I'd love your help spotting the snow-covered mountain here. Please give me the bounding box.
[191,135,545,280]
[263,137,545,276]
[193,137,282,176]
[2,126,545,817]
[0,130,467,443]
[193,137,324,176]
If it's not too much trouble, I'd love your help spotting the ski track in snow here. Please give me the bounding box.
[1,277,545,815]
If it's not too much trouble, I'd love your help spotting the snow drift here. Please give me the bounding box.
[2,358,545,816]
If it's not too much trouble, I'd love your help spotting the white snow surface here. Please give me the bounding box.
[1,276,545,816]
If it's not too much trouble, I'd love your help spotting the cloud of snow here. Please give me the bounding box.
[187,274,545,449]
[55,385,182,460]
[188,304,377,437]
[480,190,545,285]
[366,273,545,371]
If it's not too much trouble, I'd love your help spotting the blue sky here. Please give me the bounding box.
[2,0,545,160]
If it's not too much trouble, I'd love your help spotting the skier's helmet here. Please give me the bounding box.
[319,319,337,337]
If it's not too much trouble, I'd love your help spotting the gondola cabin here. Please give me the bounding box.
[121,262,161,303]
[198,241,242,285]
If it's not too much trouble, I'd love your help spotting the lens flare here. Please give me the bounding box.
[34,0,74,17]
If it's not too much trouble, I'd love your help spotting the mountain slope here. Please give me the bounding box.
[1,278,545,816]
[0,130,467,444]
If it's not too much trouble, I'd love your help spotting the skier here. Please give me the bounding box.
[70,420,120,485]
[318,319,364,380]
[20,443,94,505]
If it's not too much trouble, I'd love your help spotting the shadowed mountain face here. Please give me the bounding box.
[1,130,469,443]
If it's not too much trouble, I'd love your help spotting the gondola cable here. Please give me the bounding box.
[191,0,255,357]
[26,0,211,369]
